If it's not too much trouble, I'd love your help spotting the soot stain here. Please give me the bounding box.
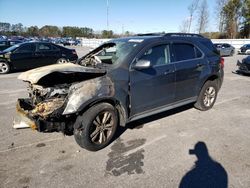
[106,138,146,176]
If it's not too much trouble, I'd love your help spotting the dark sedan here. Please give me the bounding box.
[238,44,250,55]
[236,56,250,75]
[0,40,23,51]
[0,42,78,74]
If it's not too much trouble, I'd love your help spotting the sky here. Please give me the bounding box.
[0,0,218,34]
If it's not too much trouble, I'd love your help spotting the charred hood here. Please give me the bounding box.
[18,63,106,86]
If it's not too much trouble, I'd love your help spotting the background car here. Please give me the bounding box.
[214,43,235,56]
[0,40,23,51]
[0,42,78,74]
[238,44,250,55]
[236,56,250,75]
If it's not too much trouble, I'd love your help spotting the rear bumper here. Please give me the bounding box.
[13,99,73,133]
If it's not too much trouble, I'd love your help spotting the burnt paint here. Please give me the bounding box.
[105,138,146,176]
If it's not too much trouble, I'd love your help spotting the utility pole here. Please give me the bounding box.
[107,0,109,30]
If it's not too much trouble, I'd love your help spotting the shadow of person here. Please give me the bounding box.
[179,142,228,188]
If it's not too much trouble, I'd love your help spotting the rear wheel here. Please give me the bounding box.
[74,103,118,151]
[56,58,68,64]
[194,81,218,111]
[0,61,10,74]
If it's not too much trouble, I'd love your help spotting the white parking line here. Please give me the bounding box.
[0,88,26,95]
[0,100,17,106]
[0,73,20,79]
[0,137,63,153]
[125,135,167,156]
[215,97,242,106]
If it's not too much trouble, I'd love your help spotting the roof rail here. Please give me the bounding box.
[136,32,165,36]
[164,33,204,38]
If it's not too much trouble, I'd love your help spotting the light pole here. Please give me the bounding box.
[107,0,109,30]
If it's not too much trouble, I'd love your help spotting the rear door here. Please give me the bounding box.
[130,43,176,116]
[35,43,61,66]
[171,42,205,101]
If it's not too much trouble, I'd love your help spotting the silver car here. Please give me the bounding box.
[214,43,235,56]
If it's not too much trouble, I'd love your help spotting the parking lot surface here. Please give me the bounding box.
[0,49,250,188]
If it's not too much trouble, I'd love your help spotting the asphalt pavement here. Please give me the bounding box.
[0,49,250,188]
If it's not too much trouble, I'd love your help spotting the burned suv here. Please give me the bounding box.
[14,33,224,151]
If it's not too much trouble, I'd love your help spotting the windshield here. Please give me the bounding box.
[3,44,20,53]
[78,40,139,67]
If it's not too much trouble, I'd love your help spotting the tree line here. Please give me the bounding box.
[180,0,250,39]
[0,22,124,39]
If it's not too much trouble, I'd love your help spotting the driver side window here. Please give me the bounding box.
[15,44,34,53]
[139,44,170,66]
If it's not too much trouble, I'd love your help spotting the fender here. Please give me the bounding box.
[63,76,115,115]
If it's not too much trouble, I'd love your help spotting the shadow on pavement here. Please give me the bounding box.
[179,141,228,188]
[114,103,194,140]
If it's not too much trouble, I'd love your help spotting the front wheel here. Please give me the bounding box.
[0,61,10,74]
[194,81,218,111]
[74,103,118,151]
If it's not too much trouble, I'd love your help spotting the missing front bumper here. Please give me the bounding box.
[13,99,72,133]
[13,99,37,130]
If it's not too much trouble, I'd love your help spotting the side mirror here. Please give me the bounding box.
[133,59,151,70]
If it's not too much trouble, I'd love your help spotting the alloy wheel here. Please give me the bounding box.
[0,62,9,73]
[89,111,114,144]
[203,87,216,107]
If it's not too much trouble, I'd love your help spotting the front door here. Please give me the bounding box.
[10,43,36,70]
[130,43,175,116]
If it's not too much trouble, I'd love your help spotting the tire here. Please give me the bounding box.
[0,61,10,74]
[74,103,118,151]
[194,81,218,111]
[56,58,68,64]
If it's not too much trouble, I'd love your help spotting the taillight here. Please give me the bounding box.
[220,57,224,69]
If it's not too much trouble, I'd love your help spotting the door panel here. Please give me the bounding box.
[130,44,175,116]
[10,43,36,70]
[172,43,205,101]
[35,43,60,67]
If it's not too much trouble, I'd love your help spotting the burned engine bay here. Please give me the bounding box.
[15,62,108,133]
[14,42,126,133]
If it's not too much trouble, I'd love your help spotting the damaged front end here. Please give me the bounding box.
[13,63,107,134]
[14,83,73,133]
[236,58,250,75]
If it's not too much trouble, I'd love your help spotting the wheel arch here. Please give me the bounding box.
[76,97,128,128]
[200,74,220,91]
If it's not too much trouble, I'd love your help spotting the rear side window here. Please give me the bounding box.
[200,40,219,55]
[172,43,201,61]
[37,43,52,51]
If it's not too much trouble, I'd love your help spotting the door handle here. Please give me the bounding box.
[164,69,175,75]
[196,63,203,67]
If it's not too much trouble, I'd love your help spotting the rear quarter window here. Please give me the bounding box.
[200,40,219,55]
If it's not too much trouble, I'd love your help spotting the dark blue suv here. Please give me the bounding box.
[15,33,224,151]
